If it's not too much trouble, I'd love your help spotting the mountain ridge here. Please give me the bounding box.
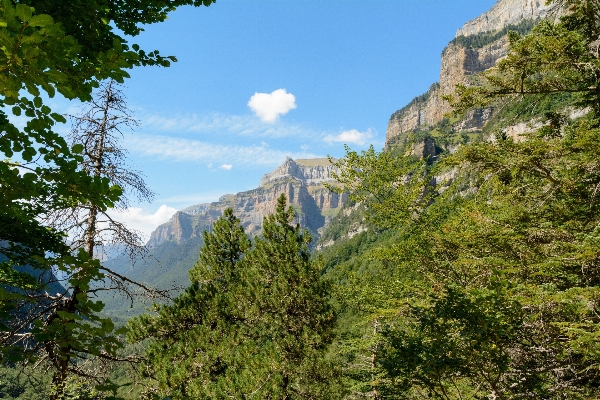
[147,157,347,248]
[386,0,552,146]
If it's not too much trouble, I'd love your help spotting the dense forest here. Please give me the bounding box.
[2,0,600,399]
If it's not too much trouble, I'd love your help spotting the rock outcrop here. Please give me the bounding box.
[456,0,552,37]
[147,158,348,248]
[385,0,551,146]
[260,158,337,186]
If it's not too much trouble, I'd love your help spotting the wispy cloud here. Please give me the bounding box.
[124,134,321,166]
[219,164,233,170]
[248,89,297,123]
[324,128,375,146]
[156,192,224,206]
[141,112,315,139]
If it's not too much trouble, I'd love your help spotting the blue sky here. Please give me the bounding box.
[67,0,498,236]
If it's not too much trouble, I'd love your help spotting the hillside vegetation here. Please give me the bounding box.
[4,1,600,399]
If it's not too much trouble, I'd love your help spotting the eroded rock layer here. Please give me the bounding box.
[386,0,550,146]
[147,158,346,247]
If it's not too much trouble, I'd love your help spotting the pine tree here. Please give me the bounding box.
[128,197,341,399]
[128,208,251,398]
[239,194,338,399]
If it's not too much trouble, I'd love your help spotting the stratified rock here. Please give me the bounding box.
[385,0,552,146]
[260,157,338,186]
[147,158,347,247]
[456,0,552,37]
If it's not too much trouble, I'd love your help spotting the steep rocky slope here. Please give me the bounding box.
[147,158,347,247]
[456,0,552,37]
[386,0,552,146]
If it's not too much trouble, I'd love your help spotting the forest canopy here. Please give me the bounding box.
[4,0,600,399]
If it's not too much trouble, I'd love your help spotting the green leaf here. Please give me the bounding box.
[50,112,66,123]
[0,21,7,28]
[71,143,84,154]
[15,4,33,22]
[11,106,21,116]
[28,14,54,27]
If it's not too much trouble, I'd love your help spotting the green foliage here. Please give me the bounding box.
[448,1,600,116]
[326,2,600,397]
[329,145,432,230]
[0,0,215,396]
[129,198,341,399]
[446,18,538,52]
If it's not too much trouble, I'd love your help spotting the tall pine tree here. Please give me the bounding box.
[128,196,340,399]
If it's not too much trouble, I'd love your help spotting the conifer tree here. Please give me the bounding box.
[240,194,338,399]
[128,197,340,399]
[128,208,251,398]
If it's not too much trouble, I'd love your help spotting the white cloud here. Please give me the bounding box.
[219,164,233,170]
[324,128,375,146]
[110,205,177,239]
[124,134,321,166]
[247,89,297,123]
[141,111,313,139]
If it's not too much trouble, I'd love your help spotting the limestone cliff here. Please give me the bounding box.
[456,0,552,37]
[147,158,347,248]
[385,0,550,146]
[260,157,337,186]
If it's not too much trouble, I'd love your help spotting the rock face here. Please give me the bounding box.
[456,0,552,37]
[386,0,549,146]
[260,158,337,186]
[147,158,347,248]
[386,84,442,144]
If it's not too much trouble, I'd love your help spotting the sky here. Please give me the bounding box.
[54,0,499,238]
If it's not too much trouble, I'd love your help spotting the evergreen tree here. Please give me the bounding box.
[128,197,340,399]
[239,194,338,399]
[128,208,251,398]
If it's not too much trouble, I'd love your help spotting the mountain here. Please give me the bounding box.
[103,0,552,320]
[147,157,347,248]
[100,158,347,317]
[456,0,552,37]
[386,0,551,146]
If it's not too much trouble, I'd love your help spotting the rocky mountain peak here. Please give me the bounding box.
[147,157,347,248]
[259,158,337,187]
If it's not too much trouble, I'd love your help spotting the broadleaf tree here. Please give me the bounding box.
[0,0,216,396]
[329,0,600,398]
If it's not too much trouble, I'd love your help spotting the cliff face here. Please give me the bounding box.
[260,157,337,186]
[386,0,549,146]
[147,158,347,248]
[456,0,552,37]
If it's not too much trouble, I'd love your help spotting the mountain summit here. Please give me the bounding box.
[147,157,347,248]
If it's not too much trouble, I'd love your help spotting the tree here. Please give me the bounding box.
[0,0,214,395]
[47,81,164,396]
[327,1,600,398]
[241,194,338,399]
[0,0,216,280]
[129,196,340,399]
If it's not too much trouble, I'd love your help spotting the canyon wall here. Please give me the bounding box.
[147,158,347,248]
[386,0,550,146]
[456,0,552,37]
